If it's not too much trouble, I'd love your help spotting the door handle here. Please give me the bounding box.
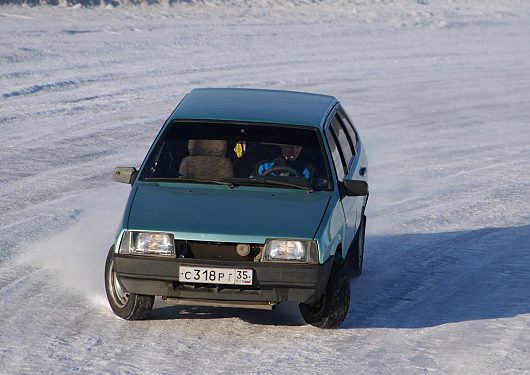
[359,167,367,176]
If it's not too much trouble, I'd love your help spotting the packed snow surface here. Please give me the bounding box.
[1,1,530,374]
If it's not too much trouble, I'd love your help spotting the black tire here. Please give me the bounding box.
[299,253,350,328]
[104,246,154,320]
[346,213,366,278]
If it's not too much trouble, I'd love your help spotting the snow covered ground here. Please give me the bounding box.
[1,1,530,373]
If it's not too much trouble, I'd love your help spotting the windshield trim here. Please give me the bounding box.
[138,119,334,191]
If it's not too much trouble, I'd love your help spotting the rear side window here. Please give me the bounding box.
[325,128,346,181]
[331,115,354,166]
[337,111,358,151]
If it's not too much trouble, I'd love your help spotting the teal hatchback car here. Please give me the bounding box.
[105,88,368,328]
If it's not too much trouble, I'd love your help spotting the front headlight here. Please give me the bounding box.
[118,231,175,257]
[262,239,319,264]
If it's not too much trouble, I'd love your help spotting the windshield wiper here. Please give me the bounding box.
[222,177,312,192]
[143,177,313,191]
[143,177,235,188]
[259,178,313,192]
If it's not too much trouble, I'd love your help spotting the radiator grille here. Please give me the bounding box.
[175,240,262,262]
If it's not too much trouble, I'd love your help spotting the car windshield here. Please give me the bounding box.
[140,121,332,190]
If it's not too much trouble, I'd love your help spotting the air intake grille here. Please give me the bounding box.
[175,240,262,262]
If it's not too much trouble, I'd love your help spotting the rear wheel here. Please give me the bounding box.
[299,254,350,328]
[104,246,154,320]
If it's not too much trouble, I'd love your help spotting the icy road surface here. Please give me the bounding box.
[1,2,530,374]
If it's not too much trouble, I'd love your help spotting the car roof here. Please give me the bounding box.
[168,88,338,128]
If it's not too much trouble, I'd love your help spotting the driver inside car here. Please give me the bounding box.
[252,144,315,180]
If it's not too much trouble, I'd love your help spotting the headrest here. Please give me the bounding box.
[188,140,227,157]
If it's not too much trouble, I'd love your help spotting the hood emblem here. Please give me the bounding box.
[236,244,251,257]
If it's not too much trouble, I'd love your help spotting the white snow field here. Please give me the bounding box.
[1,1,530,374]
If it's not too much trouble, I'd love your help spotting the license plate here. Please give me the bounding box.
[179,266,253,286]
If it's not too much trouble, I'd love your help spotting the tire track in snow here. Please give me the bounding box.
[1,79,79,98]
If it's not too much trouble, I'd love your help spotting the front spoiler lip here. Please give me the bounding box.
[113,255,333,304]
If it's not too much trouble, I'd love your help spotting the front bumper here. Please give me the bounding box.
[113,255,333,304]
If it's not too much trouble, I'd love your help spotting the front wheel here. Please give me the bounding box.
[346,214,366,278]
[104,246,154,320]
[299,254,350,328]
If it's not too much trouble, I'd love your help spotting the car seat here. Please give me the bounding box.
[179,140,234,180]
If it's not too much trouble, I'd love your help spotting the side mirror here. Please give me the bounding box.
[343,179,369,196]
[112,167,137,185]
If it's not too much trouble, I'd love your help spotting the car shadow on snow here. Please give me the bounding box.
[147,224,530,328]
[149,300,306,326]
[343,224,530,329]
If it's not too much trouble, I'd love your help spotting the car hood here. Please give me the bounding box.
[127,183,332,243]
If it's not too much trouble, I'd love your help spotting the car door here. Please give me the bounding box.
[325,107,366,252]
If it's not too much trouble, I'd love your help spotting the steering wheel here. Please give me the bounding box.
[262,166,301,177]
